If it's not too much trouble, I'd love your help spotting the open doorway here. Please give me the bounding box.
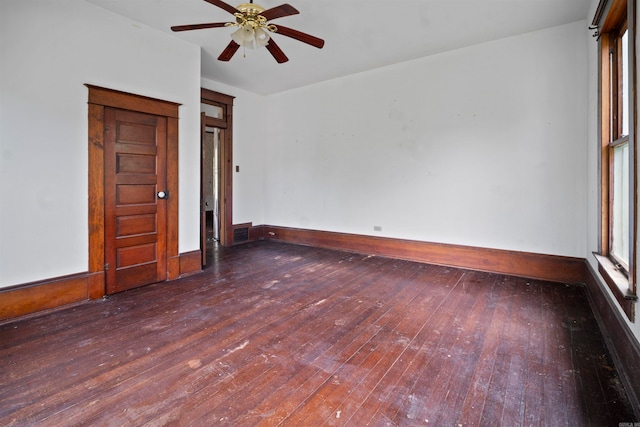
[203,126,221,244]
[201,89,234,267]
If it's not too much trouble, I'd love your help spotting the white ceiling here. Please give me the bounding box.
[86,0,591,95]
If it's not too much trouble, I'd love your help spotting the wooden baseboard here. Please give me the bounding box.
[585,263,640,417]
[3,225,581,321]
[0,273,91,322]
[0,250,203,322]
[249,224,267,241]
[261,225,587,284]
[179,250,202,277]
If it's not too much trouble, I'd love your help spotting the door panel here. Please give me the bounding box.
[117,214,156,236]
[105,108,167,294]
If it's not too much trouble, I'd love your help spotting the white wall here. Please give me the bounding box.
[0,0,202,288]
[263,21,588,258]
[201,78,267,226]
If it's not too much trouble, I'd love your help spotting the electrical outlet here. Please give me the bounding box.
[373,225,382,232]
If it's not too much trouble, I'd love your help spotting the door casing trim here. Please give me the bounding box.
[201,88,234,248]
[87,85,181,297]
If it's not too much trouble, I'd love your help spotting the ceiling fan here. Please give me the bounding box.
[171,0,324,63]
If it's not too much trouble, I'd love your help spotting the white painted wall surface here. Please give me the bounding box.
[201,78,267,226]
[263,22,588,258]
[0,0,201,288]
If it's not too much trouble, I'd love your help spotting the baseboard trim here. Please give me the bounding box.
[0,272,91,322]
[179,250,203,277]
[249,224,267,242]
[585,263,640,417]
[260,225,587,284]
[0,250,203,322]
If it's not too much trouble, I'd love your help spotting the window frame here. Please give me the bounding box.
[594,0,638,321]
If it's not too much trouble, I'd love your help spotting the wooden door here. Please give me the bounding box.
[104,107,168,294]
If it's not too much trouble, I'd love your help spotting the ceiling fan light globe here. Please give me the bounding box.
[231,27,245,44]
[254,27,270,46]
[242,27,255,43]
[231,26,254,44]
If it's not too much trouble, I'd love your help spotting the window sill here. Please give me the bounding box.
[593,253,636,322]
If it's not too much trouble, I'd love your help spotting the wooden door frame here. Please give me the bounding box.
[201,88,234,250]
[86,85,181,298]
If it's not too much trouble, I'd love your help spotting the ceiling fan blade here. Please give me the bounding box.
[203,0,240,15]
[273,25,324,49]
[260,4,299,21]
[218,41,241,61]
[265,39,289,63]
[171,22,228,32]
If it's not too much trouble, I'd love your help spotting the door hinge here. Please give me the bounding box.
[105,263,110,271]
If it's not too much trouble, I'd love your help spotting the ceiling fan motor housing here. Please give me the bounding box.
[236,3,265,17]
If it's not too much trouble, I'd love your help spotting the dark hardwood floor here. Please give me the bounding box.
[0,241,637,426]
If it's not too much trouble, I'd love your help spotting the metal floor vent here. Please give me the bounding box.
[233,226,249,243]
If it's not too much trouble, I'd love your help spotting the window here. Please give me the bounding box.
[610,25,630,270]
[593,0,637,320]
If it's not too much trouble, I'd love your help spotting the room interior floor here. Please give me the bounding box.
[0,240,637,426]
